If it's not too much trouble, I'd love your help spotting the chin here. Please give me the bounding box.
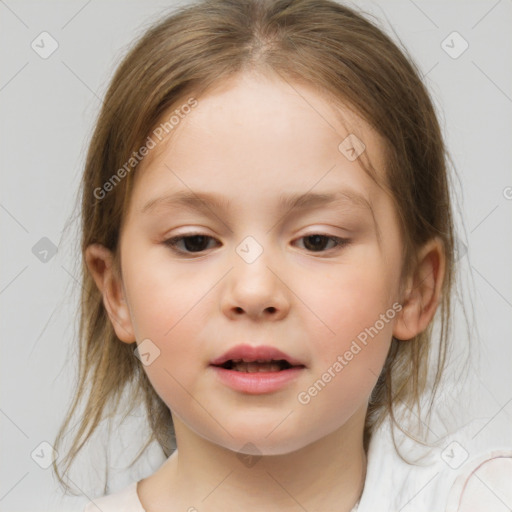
[201,426,318,458]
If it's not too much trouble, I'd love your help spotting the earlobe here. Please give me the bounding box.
[393,238,445,341]
[84,243,136,343]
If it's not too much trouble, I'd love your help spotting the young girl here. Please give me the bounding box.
[53,0,512,510]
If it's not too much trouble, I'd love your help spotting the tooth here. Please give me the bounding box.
[260,363,281,372]
[231,362,283,373]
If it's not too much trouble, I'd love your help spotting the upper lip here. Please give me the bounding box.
[210,344,306,367]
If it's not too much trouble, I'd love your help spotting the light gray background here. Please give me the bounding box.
[1,0,511,510]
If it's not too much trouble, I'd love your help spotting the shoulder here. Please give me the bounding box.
[445,451,512,512]
[83,480,146,512]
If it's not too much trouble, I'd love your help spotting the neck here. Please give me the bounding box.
[143,405,368,512]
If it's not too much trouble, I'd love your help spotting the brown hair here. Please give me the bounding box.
[53,0,456,494]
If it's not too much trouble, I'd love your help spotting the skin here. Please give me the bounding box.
[86,69,445,512]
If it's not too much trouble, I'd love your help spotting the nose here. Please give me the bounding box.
[221,251,290,322]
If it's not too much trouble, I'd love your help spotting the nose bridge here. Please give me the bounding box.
[233,234,279,292]
[235,234,267,266]
[223,233,289,319]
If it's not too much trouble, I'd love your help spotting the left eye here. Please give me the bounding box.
[163,233,349,255]
[295,234,349,252]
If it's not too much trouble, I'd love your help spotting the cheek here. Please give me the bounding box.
[309,263,397,349]
[296,302,393,432]
[123,248,210,338]
[121,251,216,397]
[297,256,397,411]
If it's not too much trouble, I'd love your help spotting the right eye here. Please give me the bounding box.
[163,234,220,255]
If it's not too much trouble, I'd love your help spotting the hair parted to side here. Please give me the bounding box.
[53,0,456,494]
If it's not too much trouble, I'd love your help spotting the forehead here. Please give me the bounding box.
[130,70,389,212]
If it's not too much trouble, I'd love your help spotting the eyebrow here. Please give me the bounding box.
[141,189,373,216]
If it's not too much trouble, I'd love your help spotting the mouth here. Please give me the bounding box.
[213,359,303,373]
[209,344,306,371]
[210,358,306,394]
[209,344,306,394]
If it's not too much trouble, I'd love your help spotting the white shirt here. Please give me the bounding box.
[354,416,512,511]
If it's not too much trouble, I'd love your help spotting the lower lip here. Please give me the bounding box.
[210,366,305,394]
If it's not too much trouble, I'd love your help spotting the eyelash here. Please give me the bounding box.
[162,233,350,256]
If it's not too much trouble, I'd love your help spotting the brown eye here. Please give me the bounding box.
[164,234,218,254]
[297,234,349,253]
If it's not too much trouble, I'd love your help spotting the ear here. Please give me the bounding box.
[84,243,136,343]
[393,238,446,341]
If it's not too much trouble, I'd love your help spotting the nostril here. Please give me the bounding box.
[266,307,276,313]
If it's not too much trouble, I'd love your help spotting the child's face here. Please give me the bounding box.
[116,71,406,454]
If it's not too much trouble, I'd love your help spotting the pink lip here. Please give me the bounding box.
[210,366,305,394]
[209,344,305,367]
[209,344,306,395]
